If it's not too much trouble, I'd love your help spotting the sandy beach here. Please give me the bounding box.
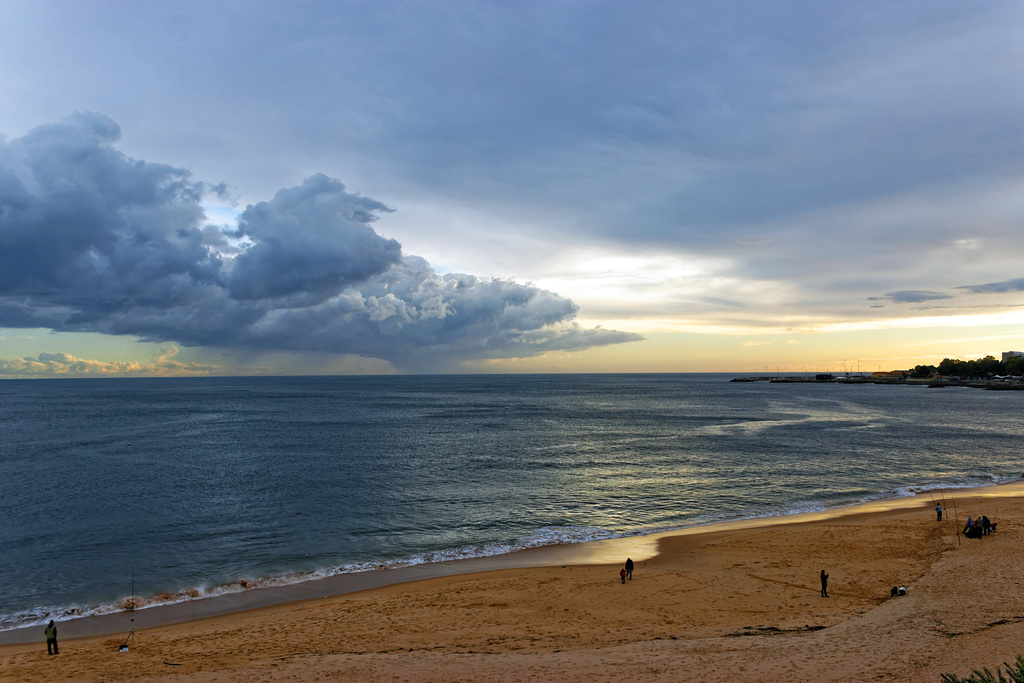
[3,486,1023,682]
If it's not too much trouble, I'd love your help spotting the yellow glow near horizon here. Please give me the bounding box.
[820,308,1024,333]
[577,303,1024,338]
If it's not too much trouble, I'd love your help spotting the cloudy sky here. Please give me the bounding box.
[1,0,1023,377]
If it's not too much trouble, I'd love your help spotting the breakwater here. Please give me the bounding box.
[730,375,1024,390]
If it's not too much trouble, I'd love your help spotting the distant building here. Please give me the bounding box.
[871,370,909,379]
[1002,351,1024,363]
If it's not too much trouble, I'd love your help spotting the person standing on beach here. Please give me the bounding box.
[935,503,942,521]
[44,620,58,655]
[820,570,829,597]
[620,567,627,584]
[625,557,634,580]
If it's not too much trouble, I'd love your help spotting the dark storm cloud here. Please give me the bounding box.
[959,278,1024,295]
[879,290,954,304]
[226,173,401,304]
[0,113,640,369]
[0,112,223,312]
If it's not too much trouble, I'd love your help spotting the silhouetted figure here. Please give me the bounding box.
[45,620,58,655]
[935,503,942,521]
[982,515,992,535]
[625,557,634,580]
[820,569,829,597]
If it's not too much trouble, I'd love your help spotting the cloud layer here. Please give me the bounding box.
[3,3,1024,374]
[0,347,234,377]
[0,113,640,371]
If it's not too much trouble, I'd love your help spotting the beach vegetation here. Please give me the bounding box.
[940,654,1024,683]
[910,364,937,379]
[912,355,1021,380]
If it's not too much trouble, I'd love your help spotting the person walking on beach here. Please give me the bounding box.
[820,570,829,598]
[44,620,58,655]
[935,503,942,521]
[625,557,634,580]
[620,567,627,584]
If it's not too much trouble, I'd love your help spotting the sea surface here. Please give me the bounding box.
[1,373,1021,632]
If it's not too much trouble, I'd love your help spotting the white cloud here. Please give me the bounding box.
[0,347,238,377]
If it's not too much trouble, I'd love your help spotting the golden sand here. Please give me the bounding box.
[3,488,1022,682]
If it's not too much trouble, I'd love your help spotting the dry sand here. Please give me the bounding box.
[4,487,1024,682]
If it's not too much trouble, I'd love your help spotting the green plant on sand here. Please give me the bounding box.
[941,655,1024,683]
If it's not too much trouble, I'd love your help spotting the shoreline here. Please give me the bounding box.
[4,483,1023,680]
[3,479,1020,647]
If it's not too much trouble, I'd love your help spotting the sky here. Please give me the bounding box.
[1,1,1024,377]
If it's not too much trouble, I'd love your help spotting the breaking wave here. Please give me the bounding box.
[3,472,1019,634]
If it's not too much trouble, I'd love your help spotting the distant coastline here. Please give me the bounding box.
[730,374,1024,390]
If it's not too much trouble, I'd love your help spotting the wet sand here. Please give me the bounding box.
[3,484,1023,681]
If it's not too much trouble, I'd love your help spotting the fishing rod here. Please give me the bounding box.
[948,489,961,547]
[926,488,939,522]
[118,567,135,652]
[927,488,940,523]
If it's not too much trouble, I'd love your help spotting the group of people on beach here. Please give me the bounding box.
[962,514,995,538]
[934,503,997,538]
[619,557,634,583]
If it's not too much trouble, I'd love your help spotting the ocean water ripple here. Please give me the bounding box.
[1,373,1022,631]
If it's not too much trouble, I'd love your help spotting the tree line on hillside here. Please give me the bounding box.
[908,355,1024,379]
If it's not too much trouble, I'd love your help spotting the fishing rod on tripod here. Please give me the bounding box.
[118,567,135,652]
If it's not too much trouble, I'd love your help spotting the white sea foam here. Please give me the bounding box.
[5,475,1020,634]
[0,525,625,632]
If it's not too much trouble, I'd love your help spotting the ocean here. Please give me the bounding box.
[1,373,1021,633]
